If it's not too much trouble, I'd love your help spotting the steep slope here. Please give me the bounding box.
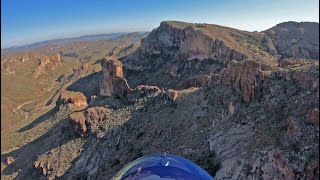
[122,21,279,89]
[1,21,319,180]
[1,33,145,179]
[8,57,315,179]
[264,21,319,59]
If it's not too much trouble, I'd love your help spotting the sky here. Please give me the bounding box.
[1,0,319,48]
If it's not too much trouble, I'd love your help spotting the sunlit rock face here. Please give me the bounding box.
[100,58,132,97]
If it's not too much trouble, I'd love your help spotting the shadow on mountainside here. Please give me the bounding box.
[1,108,78,179]
[16,107,57,133]
[66,71,102,99]
[60,87,222,179]
[2,66,238,179]
[1,71,109,179]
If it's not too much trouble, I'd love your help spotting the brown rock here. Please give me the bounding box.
[85,107,111,133]
[68,107,111,135]
[139,21,248,64]
[51,53,61,63]
[58,91,88,110]
[305,108,319,124]
[31,53,61,78]
[69,112,87,135]
[100,58,133,96]
[222,60,261,103]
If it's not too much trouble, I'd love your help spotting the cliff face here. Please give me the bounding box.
[122,21,281,89]
[221,60,262,103]
[124,21,278,70]
[264,21,319,60]
[100,58,132,96]
[140,22,247,63]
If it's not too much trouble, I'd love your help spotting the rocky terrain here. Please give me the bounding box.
[264,21,319,60]
[1,21,319,179]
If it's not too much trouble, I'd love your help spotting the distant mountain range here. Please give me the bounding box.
[1,32,147,54]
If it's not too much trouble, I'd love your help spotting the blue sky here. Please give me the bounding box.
[1,0,319,48]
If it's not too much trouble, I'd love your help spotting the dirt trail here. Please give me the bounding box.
[13,100,37,120]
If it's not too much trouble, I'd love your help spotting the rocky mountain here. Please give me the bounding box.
[1,21,319,180]
[264,21,319,60]
[0,32,145,152]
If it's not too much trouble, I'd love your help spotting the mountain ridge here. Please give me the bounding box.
[1,20,319,179]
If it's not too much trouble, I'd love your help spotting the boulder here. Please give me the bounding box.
[58,91,88,110]
[68,107,111,135]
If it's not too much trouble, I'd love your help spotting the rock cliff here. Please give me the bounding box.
[100,58,133,96]
[124,21,278,70]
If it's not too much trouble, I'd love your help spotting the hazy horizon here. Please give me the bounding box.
[2,0,319,48]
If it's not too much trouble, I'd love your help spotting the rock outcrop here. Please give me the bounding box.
[58,91,88,110]
[100,58,132,96]
[69,112,87,135]
[85,107,111,134]
[123,21,278,71]
[221,60,262,103]
[69,107,111,136]
[140,22,246,63]
[215,150,295,179]
[31,53,61,78]
[179,60,267,103]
